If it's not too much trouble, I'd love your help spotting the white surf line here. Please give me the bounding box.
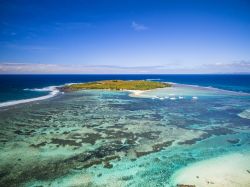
[174,82,250,96]
[0,86,60,108]
[146,78,162,81]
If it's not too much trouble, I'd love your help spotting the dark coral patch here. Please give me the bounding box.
[227,138,240,144]
[178,133,211,145]
[30,142,47,148]
[152,140,174,151]
[50,138,82,147]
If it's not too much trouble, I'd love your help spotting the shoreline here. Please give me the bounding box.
[0,87,151,108]
[171,152,250,187]
[0,81,249,108]
[126,89,148,97]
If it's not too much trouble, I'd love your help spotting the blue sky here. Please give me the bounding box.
[0,0,250,74]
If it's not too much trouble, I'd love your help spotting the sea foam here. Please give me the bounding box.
[0,86,60,108]
[238,109,250,120]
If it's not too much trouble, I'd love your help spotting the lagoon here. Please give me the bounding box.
[0,75,250,186]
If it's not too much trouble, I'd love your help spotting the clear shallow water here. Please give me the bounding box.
[0,81,250,186]
[0,75,249,186]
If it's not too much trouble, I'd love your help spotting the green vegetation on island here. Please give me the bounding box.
[60,80,171,92]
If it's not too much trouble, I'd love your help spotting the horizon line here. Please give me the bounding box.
[0,73,250,75]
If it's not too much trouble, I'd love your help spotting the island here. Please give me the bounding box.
[59,80,171,92]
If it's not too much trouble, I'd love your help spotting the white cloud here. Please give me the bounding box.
[201,60,250,73]
[131,21,148,31]
[0,61,250,74]
[0,63,183,74]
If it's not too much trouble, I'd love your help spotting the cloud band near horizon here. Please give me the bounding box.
[0,61,249,74]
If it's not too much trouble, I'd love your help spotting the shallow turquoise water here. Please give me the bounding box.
[0,85,250,186]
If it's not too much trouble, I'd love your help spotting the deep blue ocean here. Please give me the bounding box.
[0,74,250,103]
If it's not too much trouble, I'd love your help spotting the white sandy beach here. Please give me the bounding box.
[171,152,250,187]
[127,90,147,97]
